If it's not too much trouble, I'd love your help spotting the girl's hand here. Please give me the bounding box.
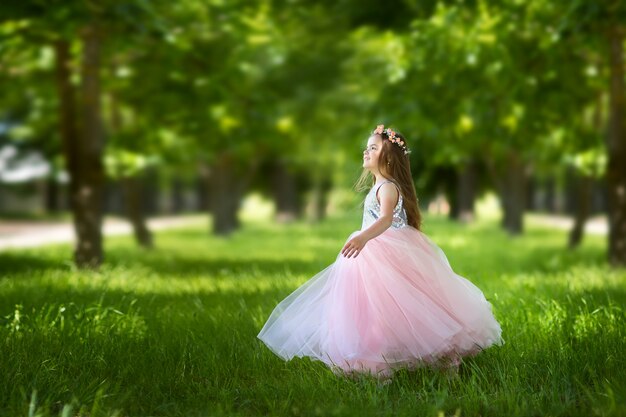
[341,234,368,258]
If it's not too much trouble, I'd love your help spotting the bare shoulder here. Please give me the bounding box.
[376,182,400,206]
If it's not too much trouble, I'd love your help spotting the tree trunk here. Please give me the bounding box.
[171,177,184,213]
[55,33,105,268]
[209,153,241,235]
[564,166,578,216]
[196,164,210,211]
[54,40,78,206]
[568,174,593,249]
[606,26,626,266]
[500,151,526,235]
[196,176,209,211]
[525,176,536,211]
[457,158,477,223]
[109,89,153,243]
[75,25,105,267]
[141,167,160,216]
[446,173,459,221]
[592,180,608,214]
[45,177,60,213]
[123,176,153,248]
[544,177,557,213]
[272,160,299,223]
[311,176,332,222]
[588,94,606,217]
[104,180,125,215]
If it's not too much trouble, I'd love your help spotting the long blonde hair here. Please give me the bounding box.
[355,130,422,230]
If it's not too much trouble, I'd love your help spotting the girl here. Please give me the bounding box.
[257,124,503,380]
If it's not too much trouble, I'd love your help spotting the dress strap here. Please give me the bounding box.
[375,180,399,193]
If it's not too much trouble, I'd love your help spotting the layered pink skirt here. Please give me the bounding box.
[257,226,503,377]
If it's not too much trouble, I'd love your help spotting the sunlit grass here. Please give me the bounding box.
[0,210,625,417]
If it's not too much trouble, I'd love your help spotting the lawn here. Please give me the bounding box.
[0,210,625,417]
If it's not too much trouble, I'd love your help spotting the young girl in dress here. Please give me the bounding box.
[257,124,503,380]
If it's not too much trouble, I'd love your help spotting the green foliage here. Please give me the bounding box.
[0,213,624,416]
[0,1,619,200]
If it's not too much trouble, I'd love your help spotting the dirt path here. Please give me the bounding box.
[0,213,608,251]
[526,213,607,235]
[0,215,206,250]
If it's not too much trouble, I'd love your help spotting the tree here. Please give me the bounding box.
[557,0,626,265]
[1,0,166,266]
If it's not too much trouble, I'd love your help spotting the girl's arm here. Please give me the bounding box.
[341,183,398,258]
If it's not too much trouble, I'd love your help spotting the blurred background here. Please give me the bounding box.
[0,0,624,267]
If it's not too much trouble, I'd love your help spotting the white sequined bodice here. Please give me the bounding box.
[361,180,408,230]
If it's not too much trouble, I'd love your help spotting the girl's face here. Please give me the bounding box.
[363,135,383,172]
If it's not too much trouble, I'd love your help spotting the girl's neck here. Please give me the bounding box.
[370,170,388,184]
[372,171,390,185]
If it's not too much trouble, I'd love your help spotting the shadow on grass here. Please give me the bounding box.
[0,250,70,276]
[430,224,607,279]
[106,251,331,279]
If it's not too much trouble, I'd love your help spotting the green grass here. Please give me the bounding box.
[0,212,625,417]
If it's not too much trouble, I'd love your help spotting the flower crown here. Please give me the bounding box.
[373,124,410,155]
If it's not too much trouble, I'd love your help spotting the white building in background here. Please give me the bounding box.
[0,144,67,213]
[0,145,50,182]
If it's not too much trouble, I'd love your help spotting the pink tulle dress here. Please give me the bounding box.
[257,180,503,378]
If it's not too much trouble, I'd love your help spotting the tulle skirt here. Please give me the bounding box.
[257,226,503,377]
